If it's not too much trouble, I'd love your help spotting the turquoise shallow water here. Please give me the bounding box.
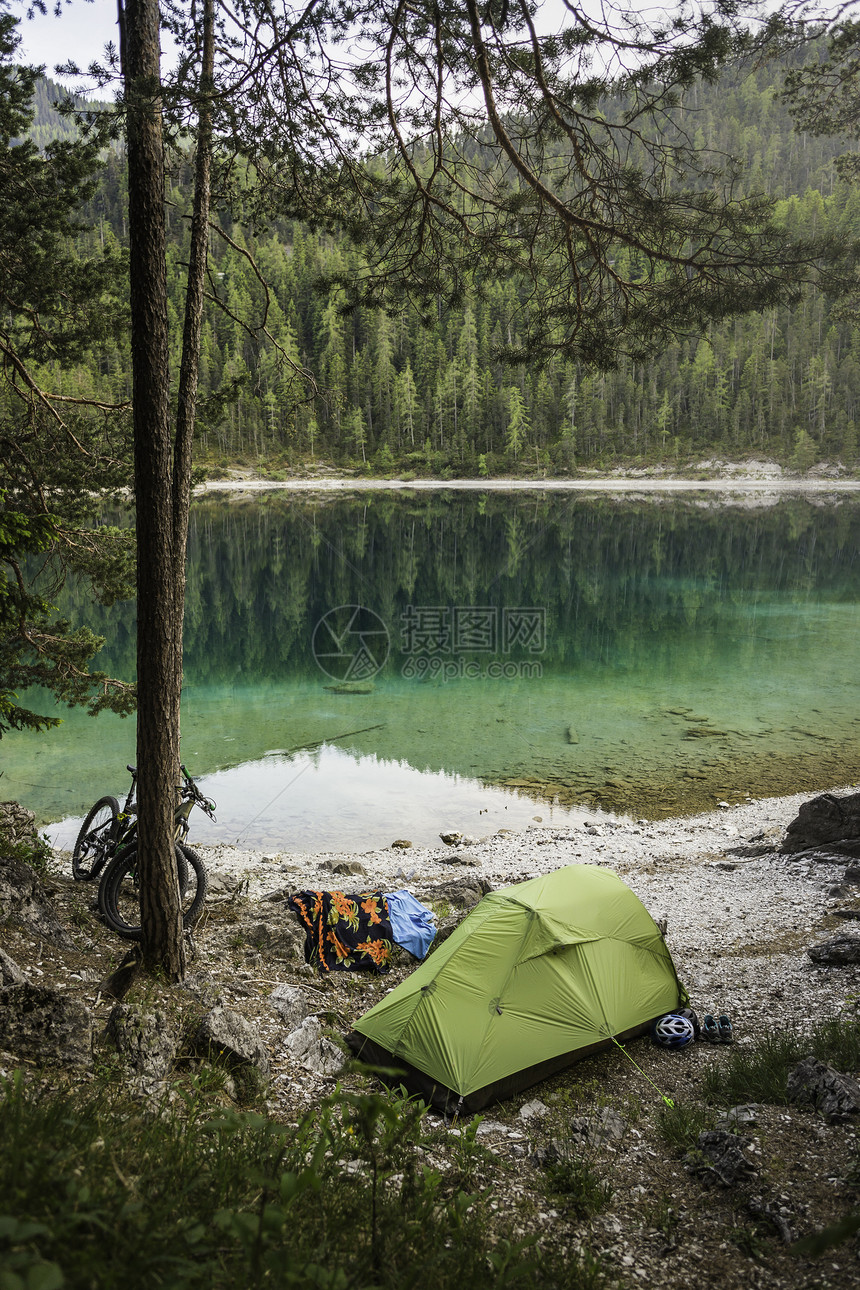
[4,491,859,850]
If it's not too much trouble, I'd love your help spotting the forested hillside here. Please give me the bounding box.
[26,52,860,474]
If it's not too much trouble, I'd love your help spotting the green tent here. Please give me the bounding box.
[347,865,684,1113]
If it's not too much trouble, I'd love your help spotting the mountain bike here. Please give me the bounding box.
[73,764,216,941]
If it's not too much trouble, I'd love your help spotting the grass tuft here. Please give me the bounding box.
[657,1099,715,1151]
[702,1012,860,1107]
[543,1148,613,1219]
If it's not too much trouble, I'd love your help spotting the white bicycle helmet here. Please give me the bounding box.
[652,1013,696,1049]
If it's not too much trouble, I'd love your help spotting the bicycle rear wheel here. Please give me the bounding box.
[98,843,207,941]
[97,841,188,924]
[72,796,120,881]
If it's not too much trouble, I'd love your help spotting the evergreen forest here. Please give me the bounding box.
[25,48,860,476]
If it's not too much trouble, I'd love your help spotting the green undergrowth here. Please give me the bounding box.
[702,1012,860,1107]
[657,1099,716,1152]
[0,1071,601,1290]
[543,1150,614,1220]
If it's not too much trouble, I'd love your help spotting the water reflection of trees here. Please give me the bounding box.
[74,495,859,682]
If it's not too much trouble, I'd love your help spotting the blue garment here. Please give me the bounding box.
[383,889,437,959]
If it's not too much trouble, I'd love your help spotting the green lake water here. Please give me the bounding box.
[4,490,859,851]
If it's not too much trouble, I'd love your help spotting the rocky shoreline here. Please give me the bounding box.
[196,469,860,499]
[194,786,860,1046]
[4,785,860,1288]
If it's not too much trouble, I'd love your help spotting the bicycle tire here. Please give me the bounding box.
[97,839,191,927]
[98,843,207,941]
[72,796,120,881]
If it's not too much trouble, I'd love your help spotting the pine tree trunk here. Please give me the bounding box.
[173,0,214,684]
[123,0,185,980]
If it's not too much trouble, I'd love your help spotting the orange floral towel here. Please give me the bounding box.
[287,890,393,973]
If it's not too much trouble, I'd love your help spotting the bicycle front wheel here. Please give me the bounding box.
[98,843,207,941]
[72,796,119,881]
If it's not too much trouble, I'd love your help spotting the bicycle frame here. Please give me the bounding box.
[74,765,216,883]
[118,763,216,851]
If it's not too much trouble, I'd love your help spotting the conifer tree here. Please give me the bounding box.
[0,2,133,736]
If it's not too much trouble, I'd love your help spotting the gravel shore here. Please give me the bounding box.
[197,785,860,1045]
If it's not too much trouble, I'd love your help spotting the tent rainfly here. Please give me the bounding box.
[347,865,685,1114]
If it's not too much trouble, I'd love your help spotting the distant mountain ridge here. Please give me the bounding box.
[28,76,108,148]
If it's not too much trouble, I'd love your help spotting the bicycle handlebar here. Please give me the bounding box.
[179,765,217,820]
[120,763,216,820]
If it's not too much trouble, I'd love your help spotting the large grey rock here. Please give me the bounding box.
[104,1003,181,1079]
[808,935,860,965]
[194,1005,271,1098]
[519,1098,549,1122]
[439,851,481,868]
[206,871,246,897]
[687,1130,757,1186]
[430,876,492,908]
[782,791,860,858]
[0,983,92,1067]
[429,913,462,950]
[787,1056,860,1121]
[323,860,367,877]
[0,947,26,986]
[569,1107,626,1146]
[715,1104,760,1130]
[0,802,40,847]
[269,984,315,1029]
[282,1015,344,1076]
[0,854,73,948]
[246,918,306,960]
[532,1127,623,1165]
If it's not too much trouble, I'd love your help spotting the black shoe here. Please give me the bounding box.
[702,1014,720,1043]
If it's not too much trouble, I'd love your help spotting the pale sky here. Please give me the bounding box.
[12,0,844,90]
[13,0,125,81]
